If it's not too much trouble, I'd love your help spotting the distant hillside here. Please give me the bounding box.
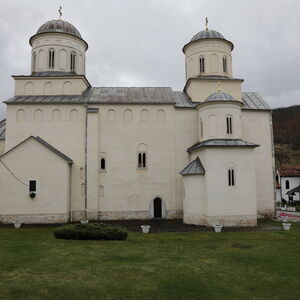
[272,105,300,167]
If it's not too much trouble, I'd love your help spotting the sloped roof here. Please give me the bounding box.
[0,136,73,164]
[204,92,236,102]
[187,139,259,152]
[0,119,5,140]
[278,166,300,177]
[180,157,205,175]
[286,184,300,195]
[242,92,271,110]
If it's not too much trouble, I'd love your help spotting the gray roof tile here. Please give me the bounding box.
[0,119,5,140]
[242,92,271,110]
[180,157,205,175]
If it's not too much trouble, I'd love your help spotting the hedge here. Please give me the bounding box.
[53,223,128,240]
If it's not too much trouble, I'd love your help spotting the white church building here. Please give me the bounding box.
[0,16,275,226]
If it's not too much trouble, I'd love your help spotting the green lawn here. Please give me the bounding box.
[0,227,299,300]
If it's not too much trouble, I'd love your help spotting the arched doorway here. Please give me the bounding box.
[153,197,162,219]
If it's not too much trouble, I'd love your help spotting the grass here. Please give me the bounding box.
[0,227,300,300]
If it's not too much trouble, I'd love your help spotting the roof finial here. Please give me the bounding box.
[217,81,221,92]
[205,17,208,30]
[58,6,62,19]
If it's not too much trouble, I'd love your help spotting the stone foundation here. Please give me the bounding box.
[184,212,257,227]
[0,213,69,224]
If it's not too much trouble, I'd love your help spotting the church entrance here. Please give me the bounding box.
[153,197,162,218]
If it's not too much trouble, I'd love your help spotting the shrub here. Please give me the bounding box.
[54,223,128,241]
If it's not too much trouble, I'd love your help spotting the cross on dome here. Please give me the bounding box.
[58,6,62,19]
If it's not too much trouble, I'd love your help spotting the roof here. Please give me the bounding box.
[0,119,5,140]
[204,92,237,102]
[180,157,205,175]
[278,166,300,177]
[29,19,88,50]
[242,92,271,110]
[187,139,259,152]
[0,136,73,164]
[183,29,234,52]
[286,184,300,195]
[4,88,271,110]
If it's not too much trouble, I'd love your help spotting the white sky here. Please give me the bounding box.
[0,0,300,119]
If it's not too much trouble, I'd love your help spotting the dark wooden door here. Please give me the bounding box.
[154,198,162,218]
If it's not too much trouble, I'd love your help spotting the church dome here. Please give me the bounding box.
[191,29,224,41]
[36,19,82,39]
[204,92,236,102]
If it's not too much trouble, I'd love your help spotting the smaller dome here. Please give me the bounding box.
[204,92,236,102]
[191,29,225,41]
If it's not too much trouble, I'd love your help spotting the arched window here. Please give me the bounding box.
[228,168,235,186]
[223,56,227,73]
[138,152,147,169]
[286,180,290,189]
[226,116,233,134]
[48,49,55,68]
[100,158,106,171]
[70,52,76,71]
[199,56,205,73]
[32,52,36,72]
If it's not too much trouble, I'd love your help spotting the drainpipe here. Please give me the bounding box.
[84,103,88,219]
[68,162,73,222]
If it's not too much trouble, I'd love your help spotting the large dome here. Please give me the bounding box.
[204,92,237,102]
[36,19,82,38]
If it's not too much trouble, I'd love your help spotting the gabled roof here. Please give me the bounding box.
[187,139,259,152]
[0,136,73,164]
[286,184,300,195]
[242,92,271,110]
[180,157,205,175]
[0,119,5,140]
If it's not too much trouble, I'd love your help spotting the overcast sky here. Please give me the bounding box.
[0,0,299,119]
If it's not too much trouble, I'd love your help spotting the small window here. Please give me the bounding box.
[29,180,37,199]
[223,56,227,73]
[100,158,106,171]
[199,57,205,73]
[228,169,235,186]
[285,180,290,189]
[48,49,55,68]
[70,52,76,71]
[226,116,233,134]
[200,118,204,137]
[138,152,147,169]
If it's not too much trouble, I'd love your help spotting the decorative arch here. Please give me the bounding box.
[32,52,36,72]
[140,109,149,121]
[208,114,217,137]
[16,109,25,122]
[59,49,67,69]
[34,109,43,121]
[107,109,116,121]
[70,109,79,121]
[156,109,166,121]
[24,82,34,95]
[38,49,45,69]
[52,109,61,121]
[210,54,218,73]
[148,196,167,219]
[124,109,133,121]
[63,81,72,94]
[43,82,53,94]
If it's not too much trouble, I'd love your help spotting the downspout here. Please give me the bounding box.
[68,162,73,222]
[269,111,277,218]
[84,103,88,219]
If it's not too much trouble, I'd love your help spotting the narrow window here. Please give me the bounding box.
[200,57,205,73]
[286,180,290,189]
[138,152,147,169]
[223,56,227,73]
[70,52,76,71]
[226,117,233,134]
[29,180,37,192]
[228,169,235,186]
[200,119,204,137]
[48,49,55,68]
[32,52,36,72]
[100,158,106,171]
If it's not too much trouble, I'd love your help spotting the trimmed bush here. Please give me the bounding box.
[54,223,128,241]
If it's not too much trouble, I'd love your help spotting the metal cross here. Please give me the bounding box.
[205,17,208,30]
[58,6,62,19]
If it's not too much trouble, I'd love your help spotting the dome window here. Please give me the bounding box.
[199,56,205,73]
[223,56,227,73]
[48,49,55,68]
[226,116,233,134]
[32,52,36,72]
[70,52,76,71]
